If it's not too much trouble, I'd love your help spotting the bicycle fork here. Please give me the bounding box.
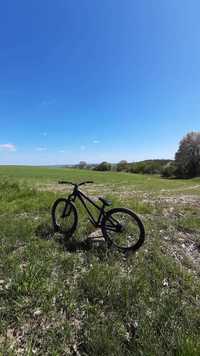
[62,195,75,218]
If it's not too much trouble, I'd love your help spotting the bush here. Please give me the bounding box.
[129,162,146,174]
[94,161,111,171]
[78,161,87,169]
[116,160,128,172]
[128,160,171,175]
[175,132,200,178]
[161,162,177,178]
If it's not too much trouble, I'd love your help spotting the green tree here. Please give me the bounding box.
[175,132,200,178]
[79,161,87,169]
[116,160,128,172]
[161,162,177,178]
[94,161,111,171]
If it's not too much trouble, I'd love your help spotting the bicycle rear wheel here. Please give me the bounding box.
[52,198,78,237]
[101,208,145,252]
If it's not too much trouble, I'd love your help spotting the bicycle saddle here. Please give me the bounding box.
[99,197,112,206]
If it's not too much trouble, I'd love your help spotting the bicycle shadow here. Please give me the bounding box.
[35,223,136,257]
[35,223,108,253]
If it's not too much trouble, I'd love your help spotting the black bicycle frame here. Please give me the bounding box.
[68,188,106,228]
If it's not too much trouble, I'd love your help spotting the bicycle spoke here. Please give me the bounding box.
[104,225,117,232]
[103,209,143,249]
[53,200,76,233]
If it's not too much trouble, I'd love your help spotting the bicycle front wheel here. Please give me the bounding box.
[101,208,145,252]
[52,198,78,237]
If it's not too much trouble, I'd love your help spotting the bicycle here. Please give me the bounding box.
[51,181,145,252]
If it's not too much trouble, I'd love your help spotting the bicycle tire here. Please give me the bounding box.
[51,198,78,237]
[101,208,145,252]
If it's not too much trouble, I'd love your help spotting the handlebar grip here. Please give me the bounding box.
[58,181,73,185]
[79,181,94,186]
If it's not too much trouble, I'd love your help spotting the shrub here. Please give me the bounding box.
[94,161,111,171]
[78,161,87,169]
[128,160,171,175]
[161,162,177,178]
[116,160,128,172]
[175,132,200,178]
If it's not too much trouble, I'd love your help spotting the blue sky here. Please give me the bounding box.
[0,0,200,165]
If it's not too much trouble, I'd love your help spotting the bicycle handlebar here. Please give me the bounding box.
[58,181,74,185]
[79,181,94,186]
[58,180,93,186]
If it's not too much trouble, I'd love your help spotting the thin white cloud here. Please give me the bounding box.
[41,98,56,106]
[93,140,100,144]
[40,132,47,137]
[0,143,16,152]
[36,147,47,151]
[80,145,86,151]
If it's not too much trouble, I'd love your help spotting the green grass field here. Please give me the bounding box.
[0,166,200,355]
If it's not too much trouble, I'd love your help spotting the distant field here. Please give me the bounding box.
[1,165,200,191]
[0,166,200,355]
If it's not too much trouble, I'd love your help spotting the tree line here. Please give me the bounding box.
[75,132,200,179]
